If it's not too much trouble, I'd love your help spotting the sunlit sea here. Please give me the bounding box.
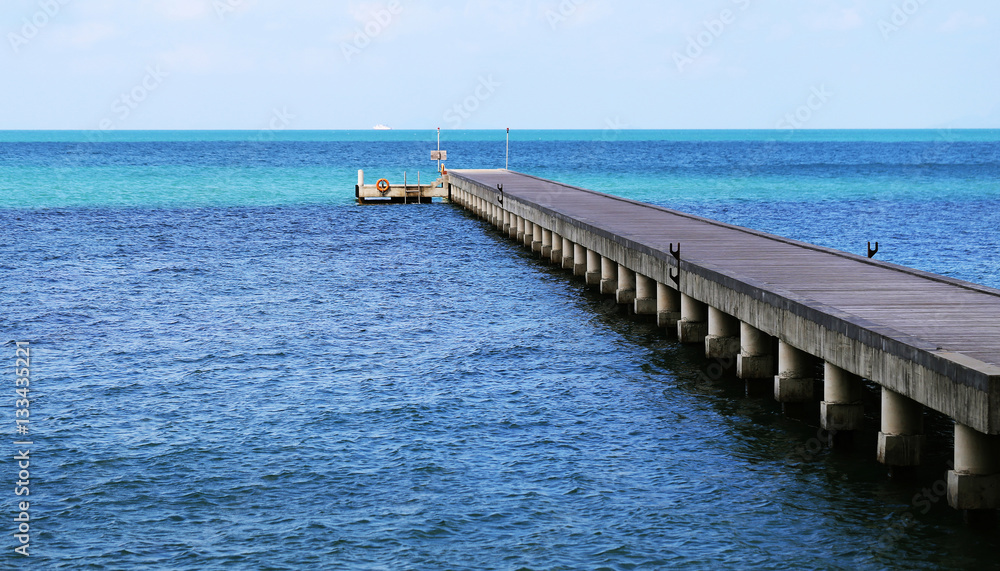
[2,130,999,569]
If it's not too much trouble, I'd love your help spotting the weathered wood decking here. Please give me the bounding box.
[447,169,1000,435]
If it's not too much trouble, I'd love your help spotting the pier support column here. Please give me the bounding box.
[657,282,681,330]
[532,224,543,253]
[523,221,533,248]
[550,232,562,264]
[616,265,636,305]
[562,238,574,270]
[573,244,587,276]
[774,341,813,405]
[737,323,773,380]
[948,424,1000,515]
[634,275,656,315]
[877,389,925,471]
[585,249,601,286]
[541,229,553,258]
[600,256,618,295]
[820,363,864,443]
[705,307,740,360]
[516,217,525,242]
[677,294,708,344]
[502,211,511,235]
[509,214,518,239]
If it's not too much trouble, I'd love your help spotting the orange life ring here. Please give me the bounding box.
[376,178,390,193]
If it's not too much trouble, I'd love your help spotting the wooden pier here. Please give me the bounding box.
[444,168,1000,515]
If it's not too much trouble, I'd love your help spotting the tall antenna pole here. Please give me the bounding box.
[437,127,441,174]
[505,127,509,170]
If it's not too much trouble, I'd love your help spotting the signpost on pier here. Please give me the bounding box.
[432,127,447,174]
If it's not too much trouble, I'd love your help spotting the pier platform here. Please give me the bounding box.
[444,168,1000,514]
[355,169,446,204]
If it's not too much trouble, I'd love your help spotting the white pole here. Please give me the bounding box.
[437,127,441,174]
[506,127,509,170]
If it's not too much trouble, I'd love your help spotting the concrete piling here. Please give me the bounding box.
[948,424,1000,515]
[573,243,587,276]
[774,341,813,404]
[706,307,740,360]
[562,237,575,270]
[616,265,636,305]
[586,249,601,286]
[678,294,708,344]
[635,274,657,315]
[657,282,681,330]
[550,232,562,264]
[877,389,925,472]
[600,256,617,295]
[737,322,773,381]
[820,363,864,437]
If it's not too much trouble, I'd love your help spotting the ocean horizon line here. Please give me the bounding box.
[2,128,999,144]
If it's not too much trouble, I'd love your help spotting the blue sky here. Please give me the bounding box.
[2,0,998,130]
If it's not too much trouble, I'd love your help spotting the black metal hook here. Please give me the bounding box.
[867,241,879,259]
[496,183,504,205]
[669,243,681,286]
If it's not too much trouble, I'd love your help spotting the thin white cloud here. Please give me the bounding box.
[941,11,988,33]
[50,21,118,49]
[806,8,864,31]
[144,0,210,21]
[158,43,256,74]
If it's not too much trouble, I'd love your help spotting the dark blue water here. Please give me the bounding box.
[2,131,999,569]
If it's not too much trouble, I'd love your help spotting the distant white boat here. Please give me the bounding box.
[373,124,391,130]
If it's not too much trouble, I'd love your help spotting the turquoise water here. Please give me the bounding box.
[2,131,999,569]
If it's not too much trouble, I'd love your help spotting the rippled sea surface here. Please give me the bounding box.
[2,131,999,569]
